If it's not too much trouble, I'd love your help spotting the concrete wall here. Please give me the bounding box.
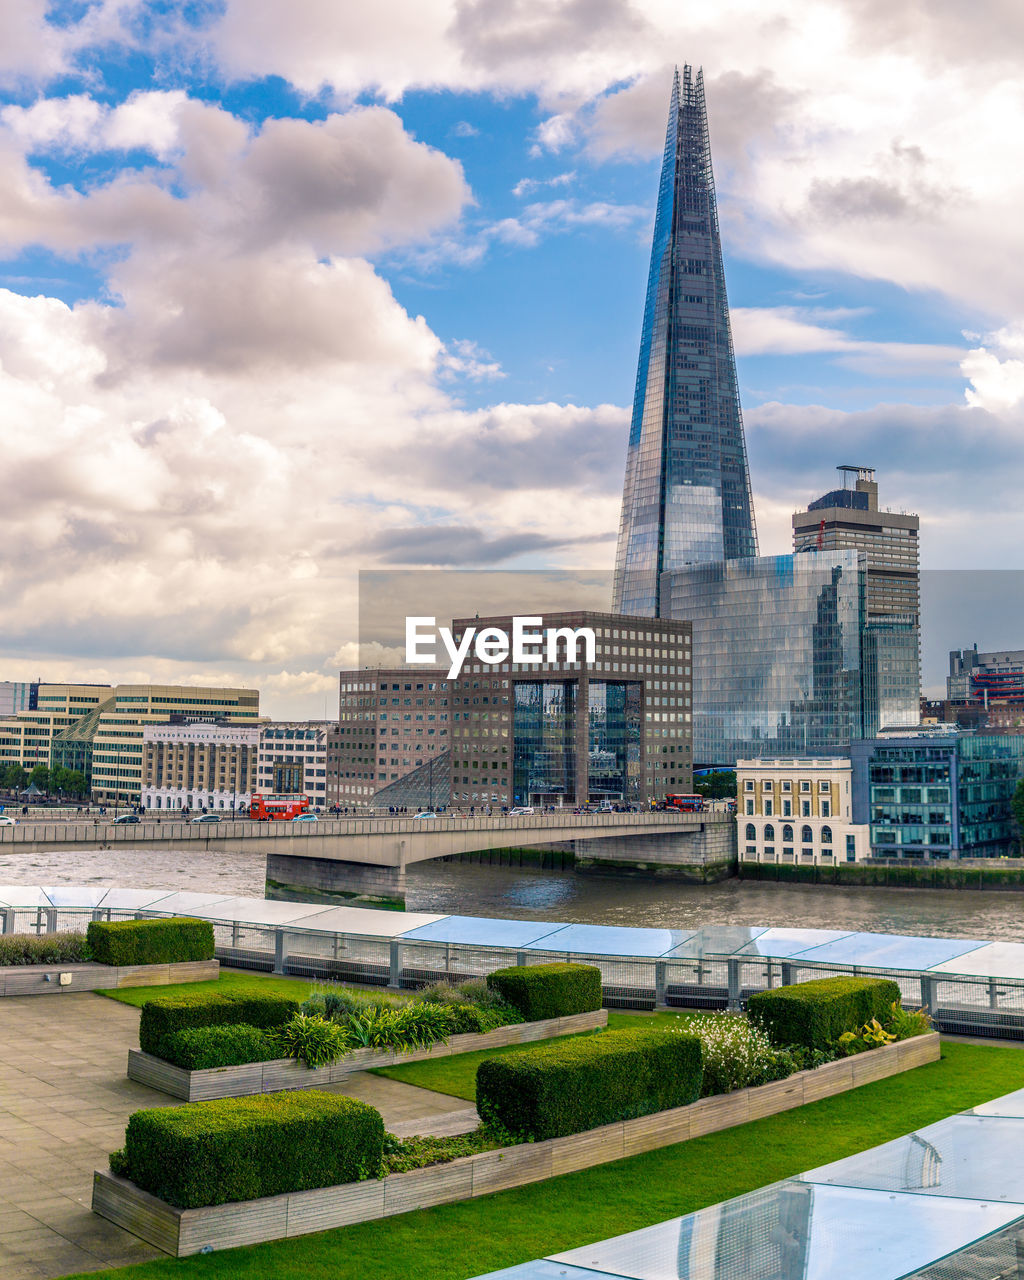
[573,813,736,882]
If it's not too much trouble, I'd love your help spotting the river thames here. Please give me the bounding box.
[1,845,1022,942]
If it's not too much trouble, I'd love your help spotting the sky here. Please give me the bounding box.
[1,0,1024,717]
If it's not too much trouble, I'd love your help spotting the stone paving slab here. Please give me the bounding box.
[0,988,482,1279]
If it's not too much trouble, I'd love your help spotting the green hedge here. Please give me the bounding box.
[476,1028,703,1141]
[139,991,300,1059]
[117,1092,384,1208]
[747,976,903,1051]
[86,917,215,967]
[485,963,602,1022]
[160,1024,279,1070]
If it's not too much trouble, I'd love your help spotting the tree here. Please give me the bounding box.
[694,770,737,800]
[50,765,70,795]
[2,764,27,792]
[66,770,87,798]
[29,764,50,793]
[1012,777,1024,852]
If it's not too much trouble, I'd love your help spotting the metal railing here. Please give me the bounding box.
[4,901,1023,1041]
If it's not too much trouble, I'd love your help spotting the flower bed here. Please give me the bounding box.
[127,1009,610,1100]
[96,1030,941,1256]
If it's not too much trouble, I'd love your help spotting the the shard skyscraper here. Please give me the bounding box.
[612,66,758,617]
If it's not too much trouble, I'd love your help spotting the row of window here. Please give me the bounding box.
[746,822,834,844]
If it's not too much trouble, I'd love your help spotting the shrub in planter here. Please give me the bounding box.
[485,963,602,1022]
[476,1028,702,1141]
[747,976,903,1051]
[274,1014,351,1068]
[0,932,90,966]
[87,917,214,967]
[113,1092,385,1208]
[414,979,521,1030]
[161,1024,279,1070]
[139,991,300,1059]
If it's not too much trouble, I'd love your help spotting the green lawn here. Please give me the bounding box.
[66,1041,1024,1280]
[370,1009,703,1100]
[97,969,324,1008]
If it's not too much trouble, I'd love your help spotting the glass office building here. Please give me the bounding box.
[851,729,1024,859]
[613,65,757,618]
[664,552,867,767]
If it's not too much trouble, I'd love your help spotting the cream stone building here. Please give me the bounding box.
[736,757,869,865]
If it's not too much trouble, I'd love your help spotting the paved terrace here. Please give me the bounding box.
[0,992,478,1280]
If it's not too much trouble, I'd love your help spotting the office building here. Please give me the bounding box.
[449,611,692,807]
[257,722,330,807]
[794,467,920,625]
[0,682,37,717]
[334,670,449,808]
[1,683,259,801]
[851,727,1024,860]
[949,645,1024,705]
[0,684,113,776]
[737,758,869,866]
[664,552,875,767]
[794,466,920,730]
[142,723,259,811]
[612,65,757,617]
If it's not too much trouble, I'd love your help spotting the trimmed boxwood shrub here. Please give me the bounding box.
[485,962,602,1022]
[116,1092,384,1208]
[160,1024,279,1070]
[747,976,903,1051]
[86,917,215,967]
[476,1028,703,1141]
[139,991,300,1059]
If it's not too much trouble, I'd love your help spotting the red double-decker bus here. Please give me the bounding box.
[249,793,310,821]
[663,793,705,813]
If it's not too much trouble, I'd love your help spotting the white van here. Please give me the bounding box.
[508,806,535,816]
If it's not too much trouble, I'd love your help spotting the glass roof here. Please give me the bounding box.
[398,916,571,949]
[804,1115,1024,1203]
[972,1086,1024,1117]
[294,905,444,939]
[663,926,769,959]
[40,886,109,908]
[522,923,699,958]
[134,892,235,913]
[177,897,342,926]
[547,1184,1023,1280]
[929,941,1024,980]
[0,886,54,907]
[793,931,987,971]
[95,888,180,909]
[733,927,854,958]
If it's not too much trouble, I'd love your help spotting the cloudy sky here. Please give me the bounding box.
[1,0,1022,715]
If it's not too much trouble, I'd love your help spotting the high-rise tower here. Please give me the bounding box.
[612,66,757,617]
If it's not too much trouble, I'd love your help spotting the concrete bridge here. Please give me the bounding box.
[0,812,736,907]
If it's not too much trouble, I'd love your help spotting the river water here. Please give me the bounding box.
[1,845,1022,943]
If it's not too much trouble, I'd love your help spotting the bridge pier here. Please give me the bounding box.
[265,854,407,910]
[572,824,737,882]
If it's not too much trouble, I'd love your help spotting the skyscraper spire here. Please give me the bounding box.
[612,65,758,616]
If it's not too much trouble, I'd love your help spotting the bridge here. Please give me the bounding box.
[0,812,737,907]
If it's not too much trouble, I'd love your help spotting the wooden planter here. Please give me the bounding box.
[0,958,218,997]
[127,1009,609,1100]
[94,1031,941,1256]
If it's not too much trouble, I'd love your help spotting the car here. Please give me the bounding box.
[413,812,438,819]
[0,816,17,825]
[112,813,140,824]
[507,806,535,816]
[291,813,318,822]
[190,813,221,824]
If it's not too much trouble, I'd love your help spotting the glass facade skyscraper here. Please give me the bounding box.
[613,65,757,617]
[664,552,868,767]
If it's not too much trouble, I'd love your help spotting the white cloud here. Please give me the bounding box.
[962,325,1024,412]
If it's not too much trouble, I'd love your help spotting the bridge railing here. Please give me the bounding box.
[2,901,1021,1041]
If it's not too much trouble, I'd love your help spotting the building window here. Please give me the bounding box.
[764,799,773,816]
[745,823,756,841]
[801,825,813,843]
[822,826,833,846]
[782,824,794,842]
[846,834,856,862]
[763,824,775,841]
[821,801,831,817]
[745,799,754,815]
